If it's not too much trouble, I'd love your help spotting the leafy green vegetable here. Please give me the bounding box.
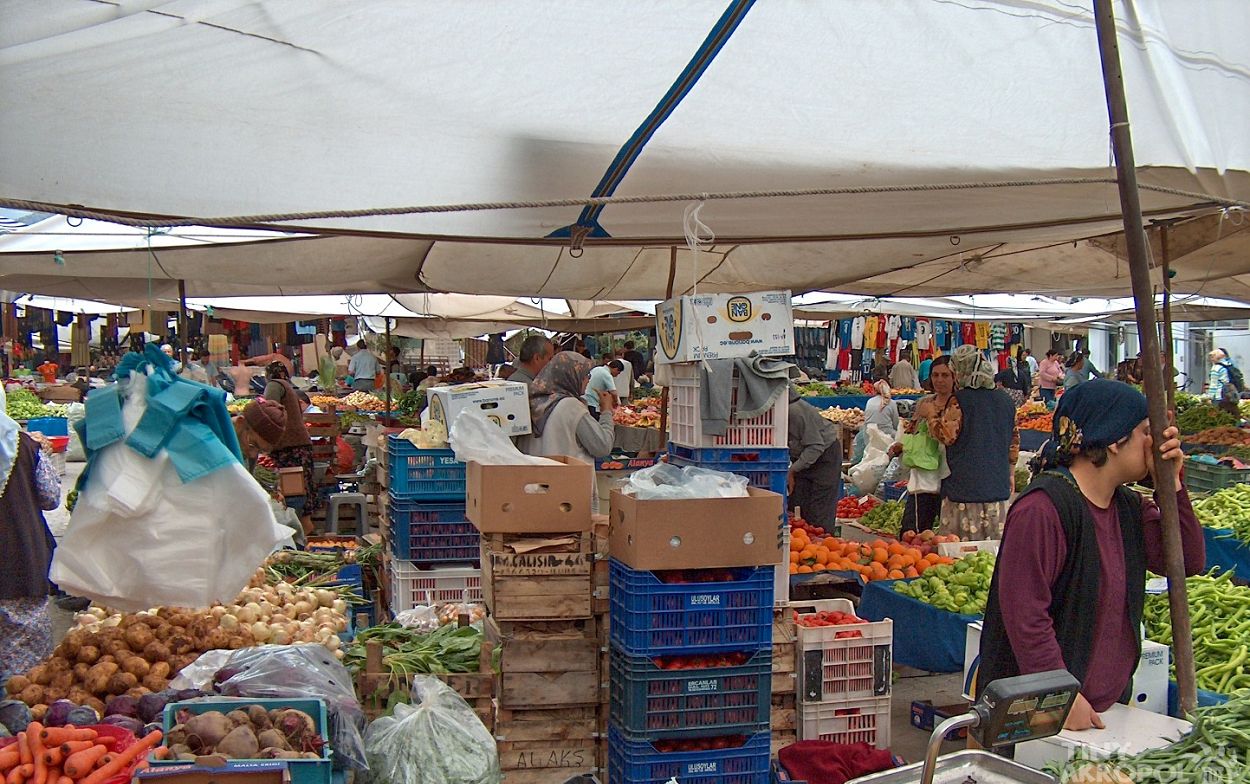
[6,389,50,420]
[345,623,485,678]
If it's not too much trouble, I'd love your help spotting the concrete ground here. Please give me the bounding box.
[887,671,969,762]
[48,460,83,646]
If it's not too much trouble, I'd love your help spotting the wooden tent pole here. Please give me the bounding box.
[1094,0,1196,715]
[657,246,678,447]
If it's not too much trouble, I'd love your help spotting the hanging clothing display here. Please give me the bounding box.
[51,345,286,611]
[989,322,1007,351]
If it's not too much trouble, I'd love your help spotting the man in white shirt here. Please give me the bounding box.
[347,340,379,391]
[584,359,623,416]
[613,352,634,400]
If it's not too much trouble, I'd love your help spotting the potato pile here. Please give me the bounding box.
[4,608,256,719]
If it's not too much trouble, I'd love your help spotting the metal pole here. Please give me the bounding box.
[384,317,394,424]
[177,279,189,370]
[1093,0,1196,716]
[1160,225,1176,412]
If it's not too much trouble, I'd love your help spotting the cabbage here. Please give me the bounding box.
[45,700,76,727]
[137,694,170,724]
[67,706,100,727]
[104,696,139,718]
[0,700,32,734]
[99,715,144,734]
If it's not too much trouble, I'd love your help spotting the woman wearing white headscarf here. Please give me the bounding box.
[927,346,1019,540]
[0,386,63,682]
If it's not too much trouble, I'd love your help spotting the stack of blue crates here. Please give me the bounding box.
[384,436,479,568]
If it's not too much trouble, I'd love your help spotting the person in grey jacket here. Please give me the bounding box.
[787,387,843,526]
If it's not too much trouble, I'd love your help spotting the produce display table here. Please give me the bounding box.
[802,394,923,411]
[612,425,661,454]
[1202,526,1250,577]
[1167,680,1228,718]
[857,578,980,673]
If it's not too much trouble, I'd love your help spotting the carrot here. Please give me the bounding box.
[78,732,162,784]
[6,763,33,784]
[90,739,116,750]
[62,748,107,780]
[56,777,71,784]
[34,732,93,749]
[17,736,31,767]
[40,751,61,770]
[26,724,45,784]
[0,750,21,771]
[148,748,170,761]
[55,744,91,760]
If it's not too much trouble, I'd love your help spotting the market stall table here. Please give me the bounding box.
[857,578,979,673]
[1200,526,1250,578]
[612,425,661,454]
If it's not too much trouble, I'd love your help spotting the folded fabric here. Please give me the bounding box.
[699,358,736,437]
[733,355,796,419]
[779,740,899,784]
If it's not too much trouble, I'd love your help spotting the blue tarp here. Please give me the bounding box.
[1202,526,1250,577]
[857,578,980,673]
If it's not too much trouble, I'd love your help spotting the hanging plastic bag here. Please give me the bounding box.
[624,461,750,500]
[211,645,368,771]
[364,675,500,784]
[50,369,288,611]
[449,408,557,466]
[848,425,892,496]
[900,421,941,470]
[65,402,87,462]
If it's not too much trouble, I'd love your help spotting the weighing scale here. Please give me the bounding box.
[849,670,1083,784]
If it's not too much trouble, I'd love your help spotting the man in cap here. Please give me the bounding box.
[978,380,1205,732]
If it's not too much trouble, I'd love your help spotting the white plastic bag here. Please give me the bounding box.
[65,402,87,462]
[625,462,750,500]
[848,424,893,496]
[907,444,950,494]
[49,378,288,612]
[449,408,557,466]
[364,675,500,784]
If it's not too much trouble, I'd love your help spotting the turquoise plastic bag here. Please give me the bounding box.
[901,421,941,470]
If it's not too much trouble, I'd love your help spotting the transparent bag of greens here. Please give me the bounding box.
[364,675,499,784]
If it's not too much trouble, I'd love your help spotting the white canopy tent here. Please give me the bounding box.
[0,1,1247,301]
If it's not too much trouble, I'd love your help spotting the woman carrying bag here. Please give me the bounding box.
[892,356,954,533]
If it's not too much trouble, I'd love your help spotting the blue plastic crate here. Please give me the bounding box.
[385,438,465,500]
[386,496,480,563]
[25,416,69,436]
[881,482,906,501]
[158,698,332,784]
[668,455,787,496]
[667,444,789,467]
[610,648,770,739]
[334,563,363,589]
[610,559,773,657]
[608,724,770,784]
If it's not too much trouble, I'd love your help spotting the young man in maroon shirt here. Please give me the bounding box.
[979,380,1205,732]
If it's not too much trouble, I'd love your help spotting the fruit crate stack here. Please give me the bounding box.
[771,608,799,757]
[383,435,480,616]
[607,486,784,784]
[793,599,893,749]
[666,360,791,606]
[467,457,602,784]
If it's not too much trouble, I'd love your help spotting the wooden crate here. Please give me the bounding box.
[490,619,600,709]
[353,638,494,729]
[304,412,341,439]
[773,607,797,692]
[772,691,797,732]
[482,531,593,621]
[772,729,798,758]
[495,705,599,782]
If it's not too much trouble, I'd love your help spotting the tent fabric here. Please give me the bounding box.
[1,2,1248,300]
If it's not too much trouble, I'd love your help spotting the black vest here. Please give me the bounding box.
[0,433,55,599]
[978,471,1145,699]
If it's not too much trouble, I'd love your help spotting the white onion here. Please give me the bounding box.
[210,606,227,619]
[314,589,336,608]
[331,599,347,615]
[219,614,239,631]
[250,622,272,642]
[293,601,313,617]
[270,628,290,645]
[323,635,341,651]
[102,616,121,627]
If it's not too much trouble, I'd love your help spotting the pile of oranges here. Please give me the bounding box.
[789,528,958,581]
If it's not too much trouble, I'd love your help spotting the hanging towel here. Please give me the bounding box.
[699,358,737,437]
[699,355,796,436]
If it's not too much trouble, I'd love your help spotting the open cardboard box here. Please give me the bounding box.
[609,486,785,569]
[138,760,291,784]
[467,456,593,533]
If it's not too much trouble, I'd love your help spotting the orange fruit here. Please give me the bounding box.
[872,548,889,564]
[887,569,905,580]
[812,563,826,572]
[815,547,830,565]
[915,561,930,575]
[789,563,799,574]
[797,565,813,574]
[790,551,801,564]
[904,567,920,578]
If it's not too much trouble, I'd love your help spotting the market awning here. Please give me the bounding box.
[0,1,1247,300]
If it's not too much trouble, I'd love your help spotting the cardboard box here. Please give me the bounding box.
[278,467,308,497]
[1130,639,1169,715]
[138,761,290,784]
[467,457,593,533]
[1013,704,1191,769]
[608,487,785,570]
[910,700,971,739]
[656,289,794,364]
[38,385,81,403]
[428,380,532,436]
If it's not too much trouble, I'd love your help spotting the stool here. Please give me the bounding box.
[326,492,368,534]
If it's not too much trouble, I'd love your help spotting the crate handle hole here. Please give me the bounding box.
[668,535,682,549]
[728,330,754,341]
[559,502,572,512]
[480,402,500,410]
[742,532,755,545]
[501,502,513,512]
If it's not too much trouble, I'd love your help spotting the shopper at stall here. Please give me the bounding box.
[931,345,1019,540]
[623,340,647,378]
[520,351,615,512]
[787,387,843,526]
[0,386,62,682]
[979,379,1205,730]
[1207,348,1242,415]
[918,356,934,391]
[510,335,555,387]
[244,378,316,534]
[347,339,379,391]
[584,357,623,417]
[245,349,294,378]
[1063,351,1101,390]
[889,357,920,391]
[1037,350,1064,406]
[892,356,955,533]
[1023,348,1039,378]
[995,347,1032,407]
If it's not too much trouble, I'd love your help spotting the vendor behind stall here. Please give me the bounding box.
[979,380,1205,731]
[787,387,842,526]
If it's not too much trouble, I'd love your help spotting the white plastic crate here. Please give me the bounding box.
[389,560,483,612]
[937,540,1001,558]
[667,362,788,448]
[792,599,893,703]
[798,695,892,748]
